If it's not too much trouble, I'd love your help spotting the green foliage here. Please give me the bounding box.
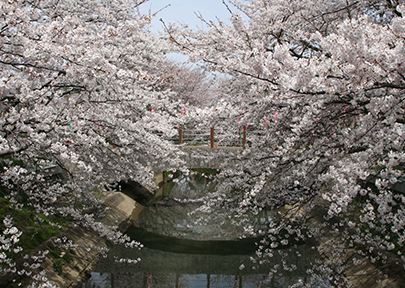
[371,165,386,173]
[53,258,64,275]
[0,193,69,256]
[163,171,174,181]
[51,246,76,275]
[49,247,62,258]
[93,189,108,200]
[0,155,26,168]
[372,165,404,172]
[162,181,175,199]
[160,170,186,200]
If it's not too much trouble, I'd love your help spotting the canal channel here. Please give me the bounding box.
[85,172,331,287]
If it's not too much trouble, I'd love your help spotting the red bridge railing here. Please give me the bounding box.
[178,126,247,149]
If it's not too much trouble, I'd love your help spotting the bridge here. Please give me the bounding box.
[167,125,253,170]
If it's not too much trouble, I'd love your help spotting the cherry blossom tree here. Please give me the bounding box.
[0,0,185,286]
[166,0,405,286]
[145,59,215,106]
[2,0,405,286]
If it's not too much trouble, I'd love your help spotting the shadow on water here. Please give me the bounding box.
[125,226,259,256]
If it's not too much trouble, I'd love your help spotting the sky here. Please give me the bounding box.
[140,0,232,33]
[139,0,234,62]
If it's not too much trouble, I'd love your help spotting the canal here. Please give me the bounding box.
[85,172,331,287]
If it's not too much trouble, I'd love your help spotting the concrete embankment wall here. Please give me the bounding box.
[40,192,139,288]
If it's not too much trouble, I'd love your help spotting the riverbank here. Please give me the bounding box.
[37,192,140,288]
[301,198,405,288]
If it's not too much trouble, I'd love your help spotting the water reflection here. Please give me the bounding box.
[136,203,273,241]
[138,174,273,241]
[88,243,323,287]
[86,173,331,287]
[87,272,326,288]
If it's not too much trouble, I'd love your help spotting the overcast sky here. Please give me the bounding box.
[140,0,232,32]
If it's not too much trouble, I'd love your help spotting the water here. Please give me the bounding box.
[86,173,330,287]
[86,272,321,288]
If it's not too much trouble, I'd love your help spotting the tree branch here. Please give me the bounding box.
[0,60,66,74]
